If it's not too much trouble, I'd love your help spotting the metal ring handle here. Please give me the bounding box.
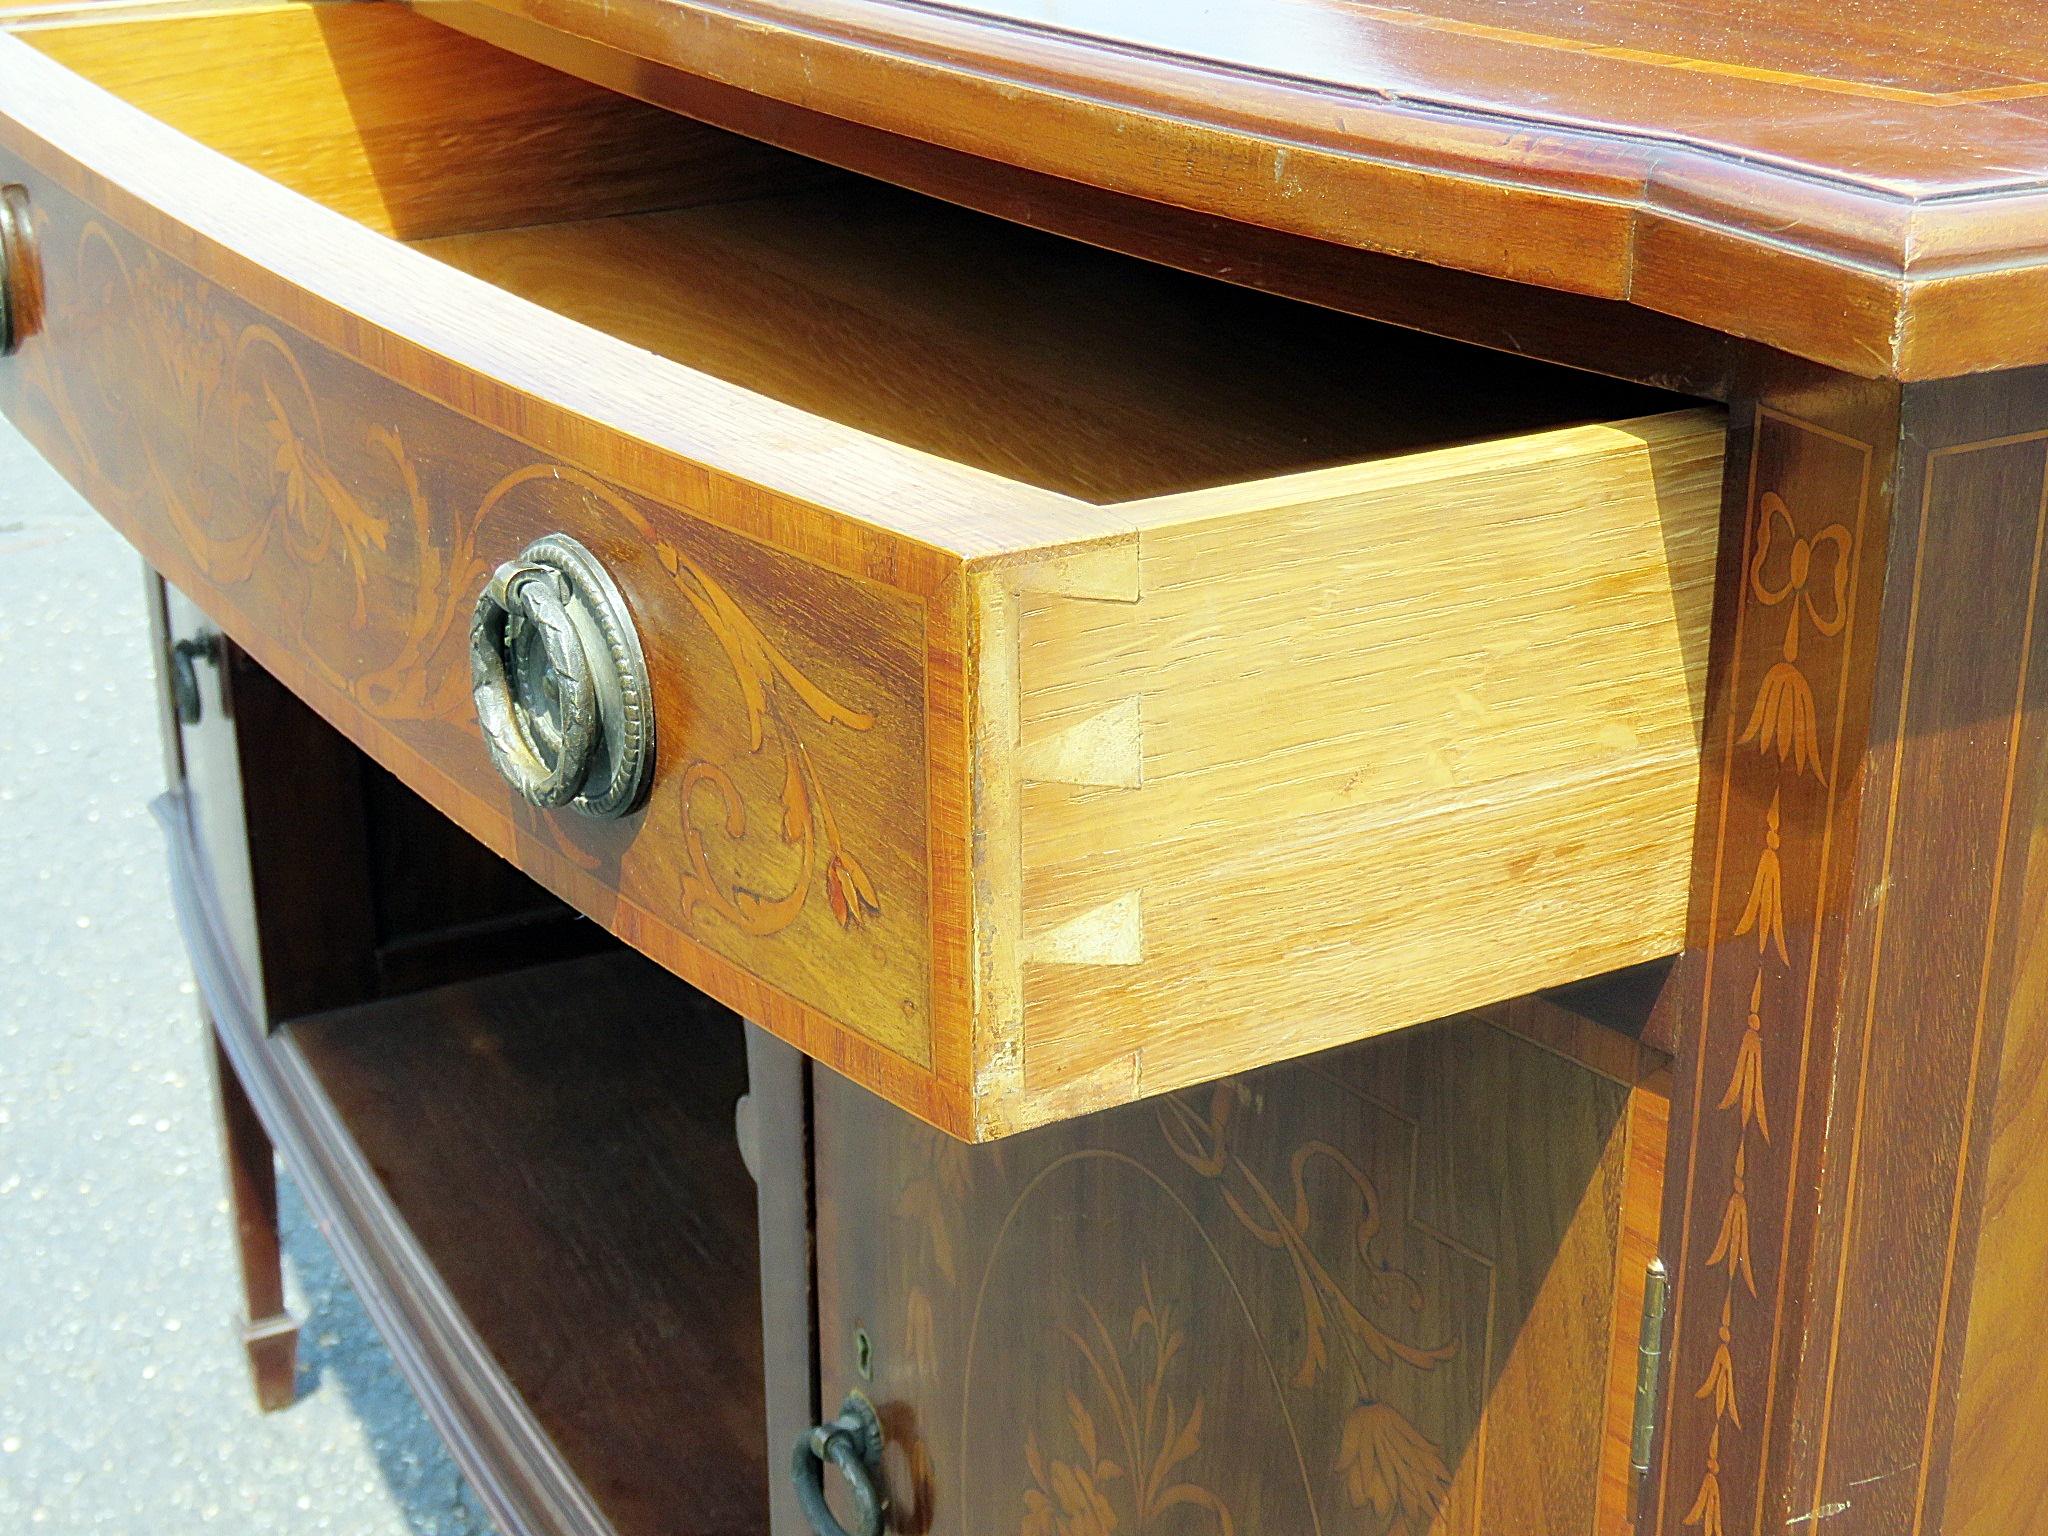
[791,1393,887,1536]
[469,534,656,818]
[169,633,221,727]
[0,184,35,356]
[470,559,600,809]
[0,200,12,356]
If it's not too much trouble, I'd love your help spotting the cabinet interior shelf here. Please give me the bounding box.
[164,787,767,1536]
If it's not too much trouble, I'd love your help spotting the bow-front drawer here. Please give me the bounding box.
[0,0,1724,1138]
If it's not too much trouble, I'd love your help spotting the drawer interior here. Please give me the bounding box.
[15,0,1683,503]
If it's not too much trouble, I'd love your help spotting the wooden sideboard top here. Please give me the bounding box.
[438,0,2048,380]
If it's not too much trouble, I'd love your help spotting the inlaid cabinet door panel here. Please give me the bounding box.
[814,1004,1668,1536]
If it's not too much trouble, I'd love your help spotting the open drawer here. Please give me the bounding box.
[0,0,1723,1138]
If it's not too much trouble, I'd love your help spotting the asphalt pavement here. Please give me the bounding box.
[0,415,498,1535]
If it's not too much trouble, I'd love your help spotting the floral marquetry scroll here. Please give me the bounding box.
[1018,1273,1238,1536]
[816,1009,1663,1536]
[1739,492,1850,784]
[33,227,490,722]
[1658,408,1872,1536]
[472,465,886,939]
[1156,1085,1459,1533]
[0,169,937,1066]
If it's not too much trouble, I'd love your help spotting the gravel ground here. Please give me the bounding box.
[0,416,498,1535]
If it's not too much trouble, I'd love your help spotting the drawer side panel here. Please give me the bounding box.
[1006,414,1724,1127]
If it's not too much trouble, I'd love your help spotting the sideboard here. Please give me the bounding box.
[4,2,2045,1532]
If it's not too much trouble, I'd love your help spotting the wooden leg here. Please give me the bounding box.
[208,1023,299,1412]
[1646,362,2048,1535]
[743,1023,819,1536]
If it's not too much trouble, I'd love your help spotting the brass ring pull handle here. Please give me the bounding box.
[791,1393,887,1536]
[471,559,597,808]
[469,534,654,818]
[0,199,12,354]
[0,183,34,356]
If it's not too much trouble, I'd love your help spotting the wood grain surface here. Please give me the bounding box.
[289,955,768,1536]
[413,188,1669,504]
[0,10,986,1124]
[2,151,954,1064]
[422,0,2048,379]
[815,994,1669,1536]
[978,413,1725,1132]
[414,0,1738,400]
[1945,784,2048,1536]
[19,1,822,240]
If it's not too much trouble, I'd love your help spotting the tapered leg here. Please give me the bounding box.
[207,1023,298,1412]
[744,1023,820,1536]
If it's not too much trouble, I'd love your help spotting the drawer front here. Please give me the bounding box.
[814,996,1669,1536]
[0,51,977,1126]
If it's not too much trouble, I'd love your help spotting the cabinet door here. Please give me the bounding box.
[814,997,1666,1536]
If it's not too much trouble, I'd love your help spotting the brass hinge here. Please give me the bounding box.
[1631,1258,1671,1480]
